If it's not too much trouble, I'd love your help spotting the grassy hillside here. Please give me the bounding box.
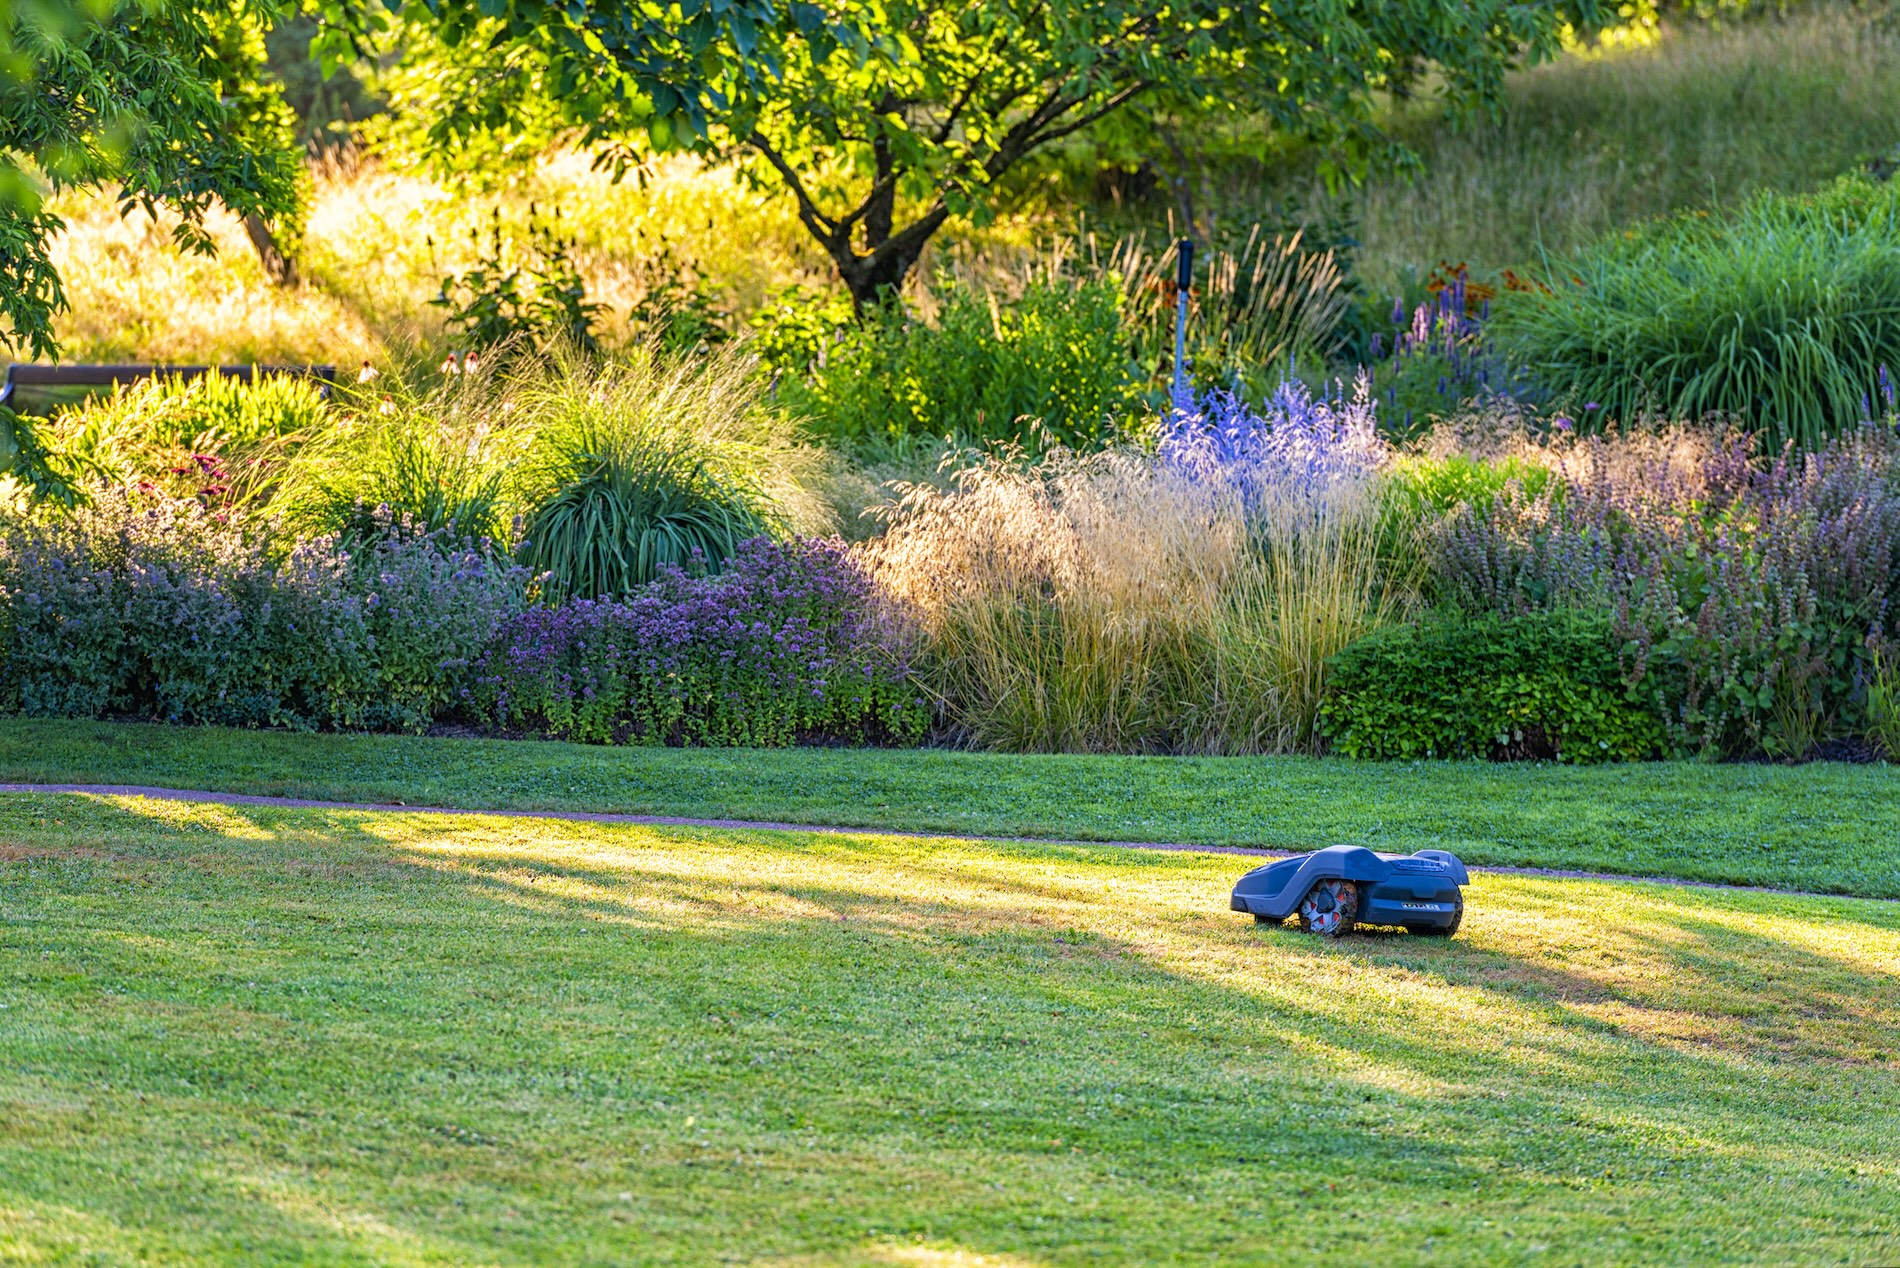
[1212,8,1900,290]
[35,9,1900,367]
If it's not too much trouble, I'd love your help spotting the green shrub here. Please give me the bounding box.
[1379,451,1556,525]
[431,206,605,355]
[1495,176,1900,449]
[1373,450,1557,599]
[1320,611,1664,762]
[769,277,1137,452]
[50,372,330,507]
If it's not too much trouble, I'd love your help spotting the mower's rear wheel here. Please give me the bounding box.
[1297,879,1358,937]
[1408,893,1463,937]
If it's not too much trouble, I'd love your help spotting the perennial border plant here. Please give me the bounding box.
[476,536,928,747]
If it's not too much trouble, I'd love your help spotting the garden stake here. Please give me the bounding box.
[1172,238,1194,405]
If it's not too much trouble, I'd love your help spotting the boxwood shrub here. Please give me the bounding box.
[1319,610,1664,762]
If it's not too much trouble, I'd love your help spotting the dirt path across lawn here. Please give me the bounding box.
[0,781,1882,904]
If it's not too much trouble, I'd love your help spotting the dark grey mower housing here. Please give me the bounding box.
[1230,845,1469,935]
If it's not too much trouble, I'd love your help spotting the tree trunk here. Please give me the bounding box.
[839,249,920,315]
[243,214,298,288]
[833,205,951,317]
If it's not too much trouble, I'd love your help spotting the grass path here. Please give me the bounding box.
[3,720,1898,897]
[0,782,1882,905]
[1,792,1897,1263]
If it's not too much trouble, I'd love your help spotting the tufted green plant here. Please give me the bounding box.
[1495,176,1900,449]
[513,347,827,601]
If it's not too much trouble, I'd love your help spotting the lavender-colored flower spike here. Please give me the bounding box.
[1159,373,1388,511]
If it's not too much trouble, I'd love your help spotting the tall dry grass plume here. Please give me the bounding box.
[869,441,1396,754]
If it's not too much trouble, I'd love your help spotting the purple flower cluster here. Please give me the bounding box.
[474,536,929,747]
[1433,426,1900,757]
[0,491,525,730]
[1361,273,1545,428]
[1159,375,1387,508]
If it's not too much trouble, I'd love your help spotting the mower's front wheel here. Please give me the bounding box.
[1297,879,1358,937]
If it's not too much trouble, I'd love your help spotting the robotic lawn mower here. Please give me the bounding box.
[1230,845,1468,937]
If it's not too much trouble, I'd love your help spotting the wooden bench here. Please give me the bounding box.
[0,363,338,417]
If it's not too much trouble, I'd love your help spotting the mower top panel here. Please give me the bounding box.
[1229,845,1469,922]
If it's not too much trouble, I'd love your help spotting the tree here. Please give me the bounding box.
[372,0,1602,311]
[0,0,304,359]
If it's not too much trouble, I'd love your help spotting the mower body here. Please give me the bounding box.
[1230,845,1468,931]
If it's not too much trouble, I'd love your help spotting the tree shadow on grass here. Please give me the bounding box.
[4,794,1900,1263]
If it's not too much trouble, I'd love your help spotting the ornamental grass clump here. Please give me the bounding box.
[1495,175,1900,449]
[515,346,833,600]
[1089,224,1350,401]
[275,370,521,554]
[871,378,1398,754]
[475,536,927,747]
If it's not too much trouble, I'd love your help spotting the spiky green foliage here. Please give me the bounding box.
[519,426,770,601]
[514,348,831,601]
[1497,176,1900,448]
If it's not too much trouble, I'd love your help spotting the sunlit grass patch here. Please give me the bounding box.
[1,793,1895,1263]
[46,192,378,366]
[6,719,1899,899]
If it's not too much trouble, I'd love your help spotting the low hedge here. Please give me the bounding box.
[1319,611,1664,762]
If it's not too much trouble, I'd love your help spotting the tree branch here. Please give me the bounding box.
[745,129,841,243]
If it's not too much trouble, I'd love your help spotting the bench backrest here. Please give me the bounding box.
[0,363,338,417]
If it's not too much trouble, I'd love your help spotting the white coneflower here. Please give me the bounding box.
[440,353,461,375]
[379,396,397,415]
[462,349,482,375]
[357,359,379,383]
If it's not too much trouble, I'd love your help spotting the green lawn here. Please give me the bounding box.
[1,792,1895,1264]
[2,720,1897,897]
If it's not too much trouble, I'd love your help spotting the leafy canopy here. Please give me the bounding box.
[0,0,303,359]
[371,0,1604,306]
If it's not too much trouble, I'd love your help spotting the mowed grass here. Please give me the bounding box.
[3,720,1898,899]
[0,793,1896,1264]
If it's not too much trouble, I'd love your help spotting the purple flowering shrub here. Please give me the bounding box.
[350,510,529,730]
[0,492,525,730]
[0,510,125,717]
[1432,425,1900,757]
[474,536,929,747]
